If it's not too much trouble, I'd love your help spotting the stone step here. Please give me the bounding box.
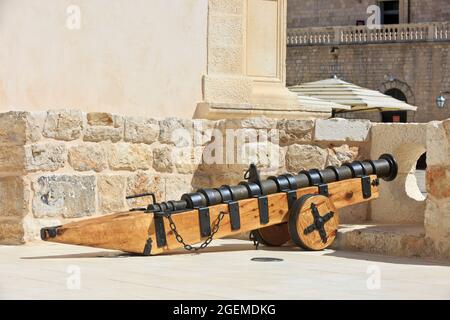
[332,223,432,259]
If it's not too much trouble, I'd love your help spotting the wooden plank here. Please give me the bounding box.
[43,176,379,255]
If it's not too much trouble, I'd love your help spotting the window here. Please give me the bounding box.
[380,1,400,24]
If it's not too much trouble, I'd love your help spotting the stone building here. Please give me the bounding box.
[286,0,450,123]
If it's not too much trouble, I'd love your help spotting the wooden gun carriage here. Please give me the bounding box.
[41,154,398,255]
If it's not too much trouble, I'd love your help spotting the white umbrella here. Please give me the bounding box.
[289,77,417,112]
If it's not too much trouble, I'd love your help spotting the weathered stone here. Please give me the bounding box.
[315,118,371,142]
[193,119,215,146]
[126,172,164,207]
[239,142,284,172]
[68,144,108,172]
[43,110,84,141]
[26,111,46,143]
[0,112,27,146]
[22,216,64,242]
[424,198,450,258]
[25,143,67,172]
[0,146,25,172]
[97,175,127,213]
[124,117,159,144]
[426,166,450,199]
[326,144,359,167]
[107,143,153,171]
[83,113,124,143]
[286,144,328,172]
[277,119,314,144]
[172,146,204,174]
[159,118,193,147]
[87,113,117,126]
[32,175,96,218]
[0,218,24,244]
[153,145,174,173]
[0,177,27,218]
[426,120,450,167]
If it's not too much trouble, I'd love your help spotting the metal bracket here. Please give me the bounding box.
[286,190,298,209]
[244,163,261,185]
[198,207,212,237]
[257,196,269,225]
[361,176,372,199]
[227,201,241,231]
[153,212,167,247]
[142,238,153,256]
[317,184,329,197]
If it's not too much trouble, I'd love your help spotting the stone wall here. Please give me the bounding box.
[1,109,449,259]
[287,0,450,28]
[286,42,450,123]
[0,110,369,244]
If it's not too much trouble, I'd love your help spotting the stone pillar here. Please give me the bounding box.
[424,120,450,259]
[194,0,329,120]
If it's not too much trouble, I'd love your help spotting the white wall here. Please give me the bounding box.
[0,0,208,118]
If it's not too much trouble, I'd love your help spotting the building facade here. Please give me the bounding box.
[286,0,450,122]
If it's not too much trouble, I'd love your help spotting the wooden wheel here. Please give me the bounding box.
[288,194,339,251]
[253,223,290,246]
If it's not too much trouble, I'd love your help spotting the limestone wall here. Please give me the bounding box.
[287,0,450,28]
[286,42,450,123]
[0,110,369,244]
[1,109,449,259]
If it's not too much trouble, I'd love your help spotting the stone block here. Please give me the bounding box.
[208,14,243,47]
[25,143,67,172]
[43,110,84,141]
[84,113,124,143]
[0,112,27,146]
[0,146,25,172]
[286,144,328,172]
[124,117,159,144]
[159,118,193,147]
[0,177,27,218]
[153,145,174,173]
[203,75,252,104]
[68,144,108,172]
[26,111,47,143]
[277,119,314,144]
[193,119,215,146]
[126,172,165,207]
[107,143,153,171]
[426,166,450,200]
[209,0,244,15]
[97,175,127,214]
[326,144,359,167]
[315,118,371,142]
[0,218,24,244]
[426,120,450,167]
[32,175,96,218]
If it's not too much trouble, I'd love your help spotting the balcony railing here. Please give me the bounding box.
[287,22,450,46]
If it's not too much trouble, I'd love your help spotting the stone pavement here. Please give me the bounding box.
[0,239,449,300]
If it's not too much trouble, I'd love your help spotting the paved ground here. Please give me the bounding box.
[0,239,449,300]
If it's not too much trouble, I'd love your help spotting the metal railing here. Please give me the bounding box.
[287,22,450,46]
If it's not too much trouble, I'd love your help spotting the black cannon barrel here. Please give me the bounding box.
[147,154,397,213]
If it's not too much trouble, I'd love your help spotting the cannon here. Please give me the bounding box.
[40,154,398,255]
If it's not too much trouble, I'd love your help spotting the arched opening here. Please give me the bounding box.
[382,88,408,123]
[415,152,427,198]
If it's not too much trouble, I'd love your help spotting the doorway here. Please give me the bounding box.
[382,88,408,123]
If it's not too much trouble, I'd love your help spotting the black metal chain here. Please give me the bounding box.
[164,211,226,252]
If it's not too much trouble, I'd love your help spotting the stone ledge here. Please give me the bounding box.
[332,224,449,260]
